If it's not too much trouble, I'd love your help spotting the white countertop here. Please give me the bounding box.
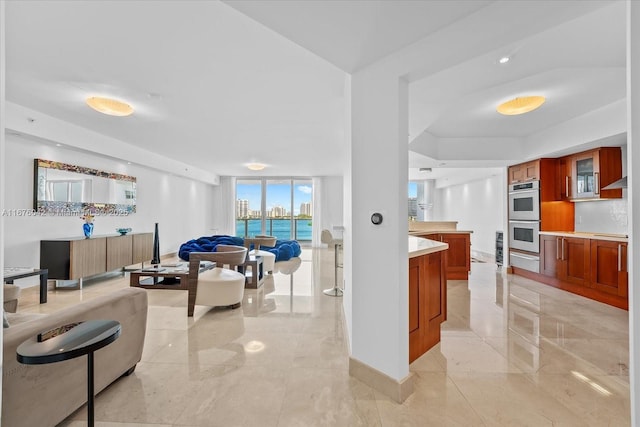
[409,236,448,258]
[409,230,473,236]
[539,231,628,243]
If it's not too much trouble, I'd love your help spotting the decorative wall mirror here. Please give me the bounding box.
[34,159,136,215]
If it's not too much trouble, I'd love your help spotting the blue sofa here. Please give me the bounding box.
[179,235,301,262]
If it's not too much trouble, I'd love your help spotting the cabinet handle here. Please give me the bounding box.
[526,176,535,181]
[561,238,565,261]
[618,244,622,272]
[556,238,561,260]
[565,176,570,198]
[595,172,600,195]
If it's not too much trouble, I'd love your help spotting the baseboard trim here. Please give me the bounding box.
[348,357,414,403]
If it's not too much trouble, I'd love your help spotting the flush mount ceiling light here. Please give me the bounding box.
[86,96,134,116]
[247,163,266,171]
[496,96,546,115]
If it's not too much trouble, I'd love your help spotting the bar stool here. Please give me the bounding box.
[321,230,343,297]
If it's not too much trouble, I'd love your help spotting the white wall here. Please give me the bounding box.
[433,174,505,257]
[575,198,628,235]
[320,176,343,236]
[4,133,215,286]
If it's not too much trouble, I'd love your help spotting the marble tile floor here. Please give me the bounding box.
[14,248,630,426]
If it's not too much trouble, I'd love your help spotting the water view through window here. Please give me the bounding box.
[236,179,312,242]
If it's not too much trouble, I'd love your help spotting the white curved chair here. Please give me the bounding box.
[244,235,277,274]
[186,245,248,316]
[273,256,302,274]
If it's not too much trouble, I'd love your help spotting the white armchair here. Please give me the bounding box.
[186,245,248,316]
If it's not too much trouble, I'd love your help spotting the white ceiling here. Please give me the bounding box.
[4,1,627,183]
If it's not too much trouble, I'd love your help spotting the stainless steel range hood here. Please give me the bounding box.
[602,176,627,190]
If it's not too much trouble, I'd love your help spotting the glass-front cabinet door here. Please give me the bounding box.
[572,150,600,199]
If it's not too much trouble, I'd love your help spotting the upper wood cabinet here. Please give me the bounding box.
[569,147,622,200]
[508,160,540,184]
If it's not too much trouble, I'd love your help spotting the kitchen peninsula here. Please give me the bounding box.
[408,235,448,363]
[409,221,473,280]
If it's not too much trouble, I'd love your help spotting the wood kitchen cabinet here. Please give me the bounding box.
[558,156,572,201]
[590,240,627,297]
[409,250,446,363]
[571,147,622,200]
[539,234,558,277]
[413,232,471,280]
[539,235,589,286]
[533,234,628,309]
[439,233,470,279]
[508,160,540,184]
[558,236,590,287]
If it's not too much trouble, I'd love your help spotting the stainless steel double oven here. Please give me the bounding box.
[508,181,540,272]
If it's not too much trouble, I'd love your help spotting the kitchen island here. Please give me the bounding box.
[409,236,448,363]
[409,221,472,280]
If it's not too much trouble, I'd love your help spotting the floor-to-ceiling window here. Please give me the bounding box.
[236,178,312,242]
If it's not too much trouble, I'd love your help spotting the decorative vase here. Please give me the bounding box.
[83,222,94,239]
[151,223,161,265]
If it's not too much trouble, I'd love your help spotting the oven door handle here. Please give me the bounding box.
[509,189,539,196]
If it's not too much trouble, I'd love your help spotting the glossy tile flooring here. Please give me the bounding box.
[16,248,630,426]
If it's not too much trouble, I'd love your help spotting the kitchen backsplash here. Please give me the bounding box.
[574,197,628,235]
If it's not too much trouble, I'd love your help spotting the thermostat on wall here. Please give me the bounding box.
[371,212,383,225]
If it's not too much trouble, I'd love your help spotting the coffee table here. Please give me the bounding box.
[129,262,215,290]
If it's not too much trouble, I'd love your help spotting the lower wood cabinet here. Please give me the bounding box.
[558,237,590,286]
[41,233,153,280]
[536,235,628,309]
[439,233,471,280]
[590,240,627,297]
[414,232,471,280]
[409,250,447,363]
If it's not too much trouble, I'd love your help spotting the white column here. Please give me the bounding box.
[627,0,639,423]
[0,0,7,406]
[347,65,409,385]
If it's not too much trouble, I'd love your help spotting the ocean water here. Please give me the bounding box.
[236,219,312,241]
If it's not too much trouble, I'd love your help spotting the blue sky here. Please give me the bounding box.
[237,181,312,215]
[408,182,417,198]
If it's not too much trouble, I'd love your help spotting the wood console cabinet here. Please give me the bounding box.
[41,233,153,280]
[409,250,447,363]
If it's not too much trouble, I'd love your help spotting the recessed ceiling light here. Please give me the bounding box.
[498,56,510,64]
[497,96,546,115]
[247,163,266,171]
[55,143,62,147]
[86,96,134,117]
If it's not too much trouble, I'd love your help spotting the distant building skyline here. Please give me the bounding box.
[300,202,312,216]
